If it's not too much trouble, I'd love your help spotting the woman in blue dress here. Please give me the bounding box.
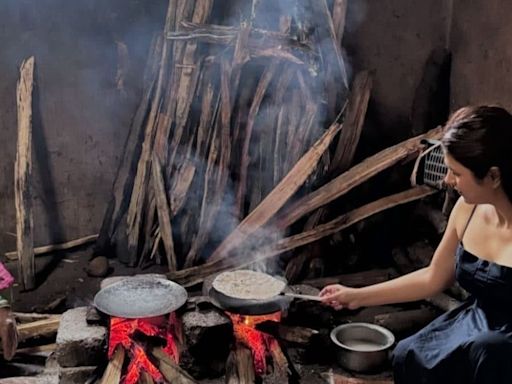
[320,105,512,383]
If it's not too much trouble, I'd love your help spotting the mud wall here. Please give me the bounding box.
[449,0,512,110]
[1,0,496,252]
[0,0,166,251]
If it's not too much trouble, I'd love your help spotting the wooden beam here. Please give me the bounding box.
[275,126,443,230]
[15,56,35,290]
[5,234,98,260]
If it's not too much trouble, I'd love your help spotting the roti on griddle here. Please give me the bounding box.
[212,270,286,300]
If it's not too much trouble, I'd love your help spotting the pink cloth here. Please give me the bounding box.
[0,262,14,290]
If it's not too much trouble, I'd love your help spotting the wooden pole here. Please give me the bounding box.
[15,56,35,290]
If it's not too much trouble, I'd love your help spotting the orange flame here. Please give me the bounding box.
[108,313,181,384]
[227,311,281,375]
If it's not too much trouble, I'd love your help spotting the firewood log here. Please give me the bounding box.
[225,345,255,384]
[152,347,198,384]
[100,346,125,384]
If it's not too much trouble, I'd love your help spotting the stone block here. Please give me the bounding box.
[56,307,106,367]
[59,366,96,384]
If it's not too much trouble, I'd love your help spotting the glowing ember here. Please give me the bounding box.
[108,313,180,384]
[227,311,282,376]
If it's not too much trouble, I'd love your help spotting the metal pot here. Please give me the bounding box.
[330,322,395,373]
[94,276,188,318]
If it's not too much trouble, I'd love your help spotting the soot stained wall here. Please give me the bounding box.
[450,0,512,110]
[0,0,166,251]
[343,0,450,148]
[0,0,460,251]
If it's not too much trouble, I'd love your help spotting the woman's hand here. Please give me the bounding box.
[319,284,360,311]
[0,307,18,360]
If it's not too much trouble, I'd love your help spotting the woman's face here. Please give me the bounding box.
[443,153,493,204]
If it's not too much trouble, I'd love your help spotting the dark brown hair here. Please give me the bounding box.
[442,105,512,201]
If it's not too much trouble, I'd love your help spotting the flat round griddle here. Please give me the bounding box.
[94,277,187,318]
[208,270,292,315]
[209,286,291,315]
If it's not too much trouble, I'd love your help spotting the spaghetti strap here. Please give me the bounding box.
[461,205,477,243]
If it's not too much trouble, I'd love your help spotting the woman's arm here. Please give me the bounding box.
[320,197,468,309]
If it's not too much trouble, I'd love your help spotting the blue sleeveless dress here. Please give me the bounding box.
[392,244,512,383]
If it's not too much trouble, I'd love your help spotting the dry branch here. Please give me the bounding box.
[5,234,98,261]
[151,154,177,271]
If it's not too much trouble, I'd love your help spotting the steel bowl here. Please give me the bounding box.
[330,322,395,373]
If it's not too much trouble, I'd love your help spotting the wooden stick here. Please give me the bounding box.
[225,345,255,384]
[151,154,177,271]
[5,234,98,260]
[17,316,61,342]
[332,0,348,46]
[15,56,35,291]
[207,119,342,263]
[100,346,125,384]
[13,312,54,323]
[139,372,155,384]
[152,347,199,384]
[275,126,443,230]
[331,71,373,172]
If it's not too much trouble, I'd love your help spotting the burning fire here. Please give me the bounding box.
[108,313,181,384]
[227,311,282,376]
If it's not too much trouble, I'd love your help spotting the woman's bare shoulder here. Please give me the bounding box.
[449,197,476,235]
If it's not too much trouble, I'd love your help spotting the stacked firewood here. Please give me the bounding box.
[96,0,443,284]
